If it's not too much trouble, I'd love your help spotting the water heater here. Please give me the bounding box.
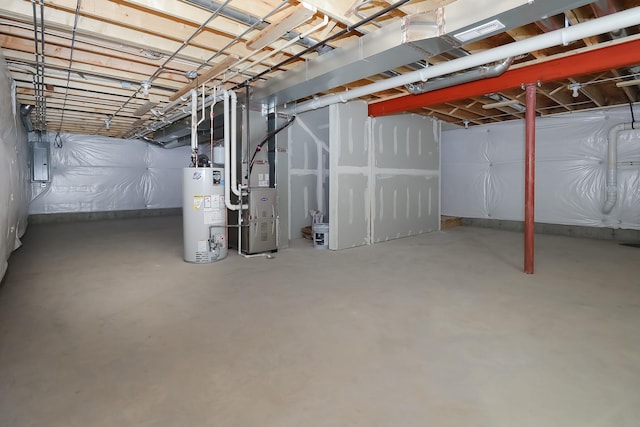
[182,167,227,263]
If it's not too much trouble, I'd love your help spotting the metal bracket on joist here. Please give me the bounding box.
[521,81,542,90]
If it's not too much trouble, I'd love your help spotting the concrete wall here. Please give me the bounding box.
[0,52,30,281]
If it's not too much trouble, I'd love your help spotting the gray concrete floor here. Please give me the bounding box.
[1,216,639,427]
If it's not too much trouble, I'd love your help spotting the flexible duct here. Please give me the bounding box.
[281,6,640,115]
[603,122,638,214]
[405,57,513,95]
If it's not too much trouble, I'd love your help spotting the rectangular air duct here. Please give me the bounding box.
[252,0,596,107]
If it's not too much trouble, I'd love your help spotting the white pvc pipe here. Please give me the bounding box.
[190,89,198,155]
[603,122,638,214]
[223,90,237,211]
[224,90,248,211]
[198,84,206,127]
[282,6,640,115]
[230,90,241,197]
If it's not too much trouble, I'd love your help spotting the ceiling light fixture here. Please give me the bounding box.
[616,78,640,88]
[453,19,506,43]
[141,80,151,96]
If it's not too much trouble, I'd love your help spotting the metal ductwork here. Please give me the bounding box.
[19,104,34,132]
[405,57,514,95]
[252,0,597,107]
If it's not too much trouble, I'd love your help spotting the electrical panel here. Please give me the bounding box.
[31,139,50,182]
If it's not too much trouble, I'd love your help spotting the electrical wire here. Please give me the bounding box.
[31,0,43,130]
[248,115,296,172]
[58,0,82,133]
[99,0,232,134]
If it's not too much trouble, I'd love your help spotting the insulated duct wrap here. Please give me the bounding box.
[30,134,191,214]
[442,106,640,229]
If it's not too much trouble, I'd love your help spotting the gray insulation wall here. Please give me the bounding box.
[29,134,191,214]
[0,52,30,281]
[442,105,640,229]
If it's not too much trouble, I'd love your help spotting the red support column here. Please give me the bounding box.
[524,83,536,274]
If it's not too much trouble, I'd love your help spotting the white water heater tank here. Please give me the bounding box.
[182,167,227,263]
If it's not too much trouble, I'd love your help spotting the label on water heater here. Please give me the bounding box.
[192,171,202,180]
[193,196,203,210]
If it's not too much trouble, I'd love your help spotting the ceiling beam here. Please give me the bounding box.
[369,36,640,117]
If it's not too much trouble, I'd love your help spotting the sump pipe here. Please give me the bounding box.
[603,121,639,214]
[281,6,640,114]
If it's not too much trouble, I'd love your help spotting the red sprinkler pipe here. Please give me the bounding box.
[524,83,536,274]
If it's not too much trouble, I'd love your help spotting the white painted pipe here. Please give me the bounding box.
[282,6,640,115]
[603,122,638,214]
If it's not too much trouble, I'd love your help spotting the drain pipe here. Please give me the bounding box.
[603,122,638,213]
[281,6,640,115]
[405,57,513,94]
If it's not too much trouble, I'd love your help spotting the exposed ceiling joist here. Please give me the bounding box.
[369,35,640,116]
